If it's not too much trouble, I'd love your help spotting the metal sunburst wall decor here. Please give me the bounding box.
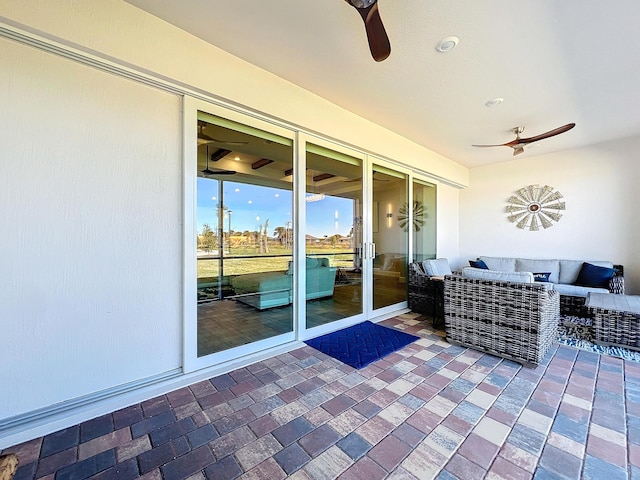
[398,201,425,232]
[505,184,565,231]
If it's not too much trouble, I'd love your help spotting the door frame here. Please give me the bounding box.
[365,157,414,319]
[297,133,369,340]
[183,97,441,373]
[183,97,298,373]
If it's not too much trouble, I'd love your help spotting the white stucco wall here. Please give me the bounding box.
[459,136,640,294]
[0,38,183,416]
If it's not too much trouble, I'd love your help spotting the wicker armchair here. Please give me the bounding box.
[444,275,560,367]
[408,262,446,325]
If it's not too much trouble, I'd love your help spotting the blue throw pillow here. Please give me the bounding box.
[574,262,616,288]
[469,259,489,269]
[533,272,551,282]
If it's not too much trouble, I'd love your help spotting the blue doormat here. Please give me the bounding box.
[305,321,420,369]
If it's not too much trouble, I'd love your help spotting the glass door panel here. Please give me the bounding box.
[305,143,363,329]
[371,164,409,310]
[196,111,294,357]
[412,179,437,262]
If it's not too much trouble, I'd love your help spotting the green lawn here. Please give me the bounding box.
[197,244,356,279]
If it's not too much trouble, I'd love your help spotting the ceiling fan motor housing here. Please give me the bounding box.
[348,0,376,8]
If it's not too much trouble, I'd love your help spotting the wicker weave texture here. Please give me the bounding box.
[560,295,590,317]
[408,263,444,317]
[444,275,559,367]
[592,308,640,351]
[609,265,625,294]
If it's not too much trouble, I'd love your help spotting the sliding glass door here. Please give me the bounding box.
[412,179,437,262]
[301,152,416,322]
[186,98,438,372]
[304,141,365,330]
[195,110,295,359]
[370,163,409,313]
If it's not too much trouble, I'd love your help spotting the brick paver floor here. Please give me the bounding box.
[3,312,640,479]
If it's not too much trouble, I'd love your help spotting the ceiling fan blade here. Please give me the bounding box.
[198,124,219,147]
[198,133,214,145]
[473,122,576,153]
[198,121,248,146]
[201,143,236,176]
[201,169,236,176]
[209,138,249,146]
[471,143,509,148]
[519,123,576,144]
[348,1,391,62]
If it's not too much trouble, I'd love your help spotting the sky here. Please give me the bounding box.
[197,178,355,238]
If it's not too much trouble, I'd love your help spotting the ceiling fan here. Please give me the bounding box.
[198,122,249,146]
[345,0,391,62]
[345,172,390,182]
[472,123,576,156]
[200,145,236,176]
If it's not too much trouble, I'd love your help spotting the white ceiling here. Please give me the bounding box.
[126,0,640,168]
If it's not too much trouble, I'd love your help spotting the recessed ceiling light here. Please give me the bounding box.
[234,156,241,161]
[436,36,459,53]
[485,97,504,107]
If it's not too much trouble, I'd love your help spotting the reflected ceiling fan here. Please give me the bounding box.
[472,123,576,156]
[200,145,236,176]
[345,172,390,182]
[197,122,249,146]
[345,0,391,62]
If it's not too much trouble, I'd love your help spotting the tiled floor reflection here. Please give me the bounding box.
[197,283,368,356]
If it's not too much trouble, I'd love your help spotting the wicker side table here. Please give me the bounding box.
[586,293,640,351]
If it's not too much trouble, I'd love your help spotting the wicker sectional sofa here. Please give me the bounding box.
[475,256,624,316]
[408,256,625,366]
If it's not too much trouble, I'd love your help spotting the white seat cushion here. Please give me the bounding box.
[554,283,608,298]
[422,258,452,276]
[462,267,533,284]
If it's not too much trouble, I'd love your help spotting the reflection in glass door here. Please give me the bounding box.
[196,111,294,357]
[305,143,363,329]
[412,179,437,262]
[371,165,409,311]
